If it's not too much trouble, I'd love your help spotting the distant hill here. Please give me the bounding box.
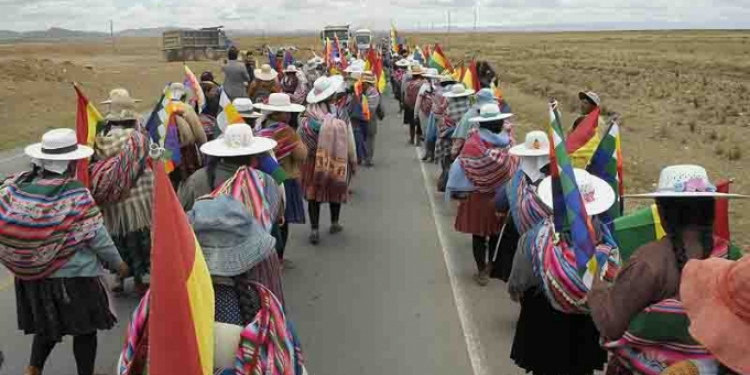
[0,27,107,41]
[117,27,179,37]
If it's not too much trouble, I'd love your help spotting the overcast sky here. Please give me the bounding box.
[2,0,749,32]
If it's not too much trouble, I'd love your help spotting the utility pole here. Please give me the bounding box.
[110,20,115,53]
[448,11,452,34]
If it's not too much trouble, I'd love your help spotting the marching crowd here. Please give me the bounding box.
[0,37,747,375]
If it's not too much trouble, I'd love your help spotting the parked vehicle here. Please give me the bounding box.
[162,26,231,62]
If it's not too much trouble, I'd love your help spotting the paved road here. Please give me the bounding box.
[0,97,524,375]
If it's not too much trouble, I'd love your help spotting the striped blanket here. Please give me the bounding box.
[118,290,150,375]
[235,282,303,375]
[508,170,552,234]
[90,128,153,236]
[604,299,714,375]
[211,167,280,233]
[299,104,350,203]
[257,122,301,161]
[457,128,518,193]
[528,218,621,313]
[0,173,103,280]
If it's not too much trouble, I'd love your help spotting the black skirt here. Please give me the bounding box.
[511,288,607,375]
[16,277,117,342]
[490,216,520,282]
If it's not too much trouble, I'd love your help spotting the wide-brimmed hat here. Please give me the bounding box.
[283,65,298,74]
[307,56,324,66]
[681,256,750,375]
[579,91,601,107]
[625,165,748,199]
[538,168,616,216]
[188,196,276,277]
[254,93,305,113]
[25,128,94,161]
[306,75,344,104]
[105,95,139,122]
[395,59,410,67]
[442,83,475,98]
[254,64,278,81]
[511,130,550,157]
[469,103,514,123]
[101,88,141,104]
[422,68,440,78]
[410,65,425,76]
[438,73,457,84]
[200,123,277,157]
[360,71,377,84]
[476,88,498,104]
[232,98,262,119]
[344,60,365,74]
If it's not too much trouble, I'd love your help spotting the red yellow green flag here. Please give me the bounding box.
[149,159,215,375]
[429,43,452,73]
[73,83,103,186]
[462,60,480,91]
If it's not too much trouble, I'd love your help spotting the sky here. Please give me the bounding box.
[1,0,750,32]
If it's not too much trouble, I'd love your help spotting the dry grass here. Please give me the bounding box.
[1,31,749,245]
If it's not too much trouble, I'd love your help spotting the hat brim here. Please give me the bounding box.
[238,110,263,119]
[24,143,94,161]
[509,143,550,157]
[538,173,616,216]
[469,112,514,123]
[443,89,476,98]
[624,192,750,199]
[255,71,278,81]
[101,98,142,104]
[395,61,410,67]
[306,76,344,104]
[200,136,277,157]
[202,233,275,277]
[681,258,750,375]
[578,91,599,106]
[253,102,305,113]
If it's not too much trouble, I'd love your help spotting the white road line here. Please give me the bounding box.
[417,147,486,375]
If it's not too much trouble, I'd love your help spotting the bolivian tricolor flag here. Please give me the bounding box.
[150,160,214,375]
[429,44,452,73]
[462,60,480,91]
[74,83,103,187]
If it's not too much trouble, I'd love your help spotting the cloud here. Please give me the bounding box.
[0,0,748,32]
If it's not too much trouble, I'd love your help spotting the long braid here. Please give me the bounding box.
[656,197,715,272]
[233,274,261,325]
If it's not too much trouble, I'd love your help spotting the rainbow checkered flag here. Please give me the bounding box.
[586,116,623,227]
[548,100,600,281]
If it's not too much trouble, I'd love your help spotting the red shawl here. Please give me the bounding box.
[458,129,519,193]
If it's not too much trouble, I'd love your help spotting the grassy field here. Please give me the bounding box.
[1,30,749,243]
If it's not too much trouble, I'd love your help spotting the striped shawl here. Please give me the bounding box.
[0,173,103,280]
[508,170,552,234]
[299,104,350,203]
[457,128,518,193]
[257,122,301,161]
[210,167,281,233]
[90,128,153,235]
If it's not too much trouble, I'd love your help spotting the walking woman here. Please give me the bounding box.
[0,129,127,375]
[447,103,517,285]
[255,93,308,264]
[436,83,474,192]
[299,75,357,244]
[89,94,154,294]
[588,165,747,374]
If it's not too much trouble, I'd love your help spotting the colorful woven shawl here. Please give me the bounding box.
[404,79,425,108]
[119,290,150,375]
[211,167,280,233]
[234,282,300,375]
[298,104,326,159]
[457,128,518,193]
[602,239,735,375]
[90,128,153,235]
[527,218,621,314]
[508,170,552,234]
[257,122,301,161]
[0,173,103,280]
[300,104,349,203]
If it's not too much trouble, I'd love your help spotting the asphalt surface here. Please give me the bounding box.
[0,96,524,375]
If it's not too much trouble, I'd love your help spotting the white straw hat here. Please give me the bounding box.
[100,88,141,104]
[254,64,278,81]
[579,91,601,107]
[423,68,440,78]
[306,75,344,104]
[510,130,549,157]
[25,128,94,161]
[625,165,748,199]
[200,123,277,157]
[253,93,305,113]
[538,168,616,216]
[283,65,298,73]
[442,83,475,98]
[469,103,513,123]
[395,59,410,67]
[232,98,262,119]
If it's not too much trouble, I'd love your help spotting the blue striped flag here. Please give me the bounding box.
[547,101,599,275]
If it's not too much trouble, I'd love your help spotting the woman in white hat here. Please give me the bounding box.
[587,165,747,374]
[232,97,263,130]
[507,167,614,375]
[299,75,357,244]
[0,129,128,375]
[421,73,458,163]
[436,83,476,192]
[89,94,155,294]
[280,65,308,106]
[447,103,516,286]
[255,93,308,263]
[403,65,428,145]
[247,64,281,103]
[451,88,505,158]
